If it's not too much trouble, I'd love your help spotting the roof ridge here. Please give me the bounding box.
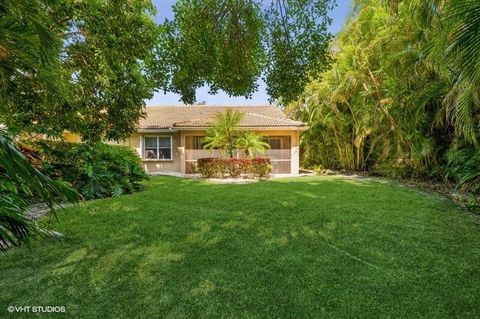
[244,111,284,120]
[244,111,303,124]
[173,117,214,126]
[172,109,251,126]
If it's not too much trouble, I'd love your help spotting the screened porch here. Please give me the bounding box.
[184,135,292,174]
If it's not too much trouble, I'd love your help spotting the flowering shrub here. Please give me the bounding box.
[197,157,272,178]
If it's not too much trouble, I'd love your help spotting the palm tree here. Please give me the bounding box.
[430,0,480,143]
[0,133,77,251]
[203,109,243,158]
[0,0,76,251]
[384,0,480,143]
[0,0,64,107]
[201,129,225,150]
[236,131,270,157]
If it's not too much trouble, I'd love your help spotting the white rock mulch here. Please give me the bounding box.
[205,178,259,184]
[148,171,202,179]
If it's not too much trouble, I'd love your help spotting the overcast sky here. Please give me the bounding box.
[147,0,353,106]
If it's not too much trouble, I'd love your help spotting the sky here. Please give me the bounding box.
[148,0,353,106]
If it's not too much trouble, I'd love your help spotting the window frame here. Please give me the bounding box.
[142,135,173,161]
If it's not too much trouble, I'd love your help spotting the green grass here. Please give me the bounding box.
[1,176,480,318]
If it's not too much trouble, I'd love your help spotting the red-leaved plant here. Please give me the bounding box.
[196,157,271,178]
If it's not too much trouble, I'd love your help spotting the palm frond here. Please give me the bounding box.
[0,132,78,251]
[0,133,77,209]
[236,131,270,157]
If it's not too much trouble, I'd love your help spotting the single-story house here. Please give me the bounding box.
[115,105,308,176]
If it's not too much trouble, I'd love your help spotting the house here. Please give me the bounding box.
[114,105,308,176]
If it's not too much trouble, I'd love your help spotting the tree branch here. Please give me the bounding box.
[50,16,73,29]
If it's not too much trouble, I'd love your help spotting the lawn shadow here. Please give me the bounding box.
[1,175,478,318]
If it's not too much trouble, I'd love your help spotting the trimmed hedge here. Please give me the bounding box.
[36,141,148,199]
[196,157,272,178]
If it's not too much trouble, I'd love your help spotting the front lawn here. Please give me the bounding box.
[1,176,479,318]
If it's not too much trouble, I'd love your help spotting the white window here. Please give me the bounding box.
[143,136,172,160]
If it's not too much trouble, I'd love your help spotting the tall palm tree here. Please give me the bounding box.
[236,131,270,157]
[0,0,76,251]
[384,0,480,143]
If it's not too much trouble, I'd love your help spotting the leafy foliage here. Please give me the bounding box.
[1,0,160,142]
[2,0,335,142]
[288,0,480,193]
[203,110,244,158]
[289,1,444,173]
[0,133,77,252]
[161,0,335,104]
[264,0,335,103]
[0,0,78,252]
[447,145,480,194]
[428,0,480,144]
[0,0,65,111]
[236,131,270,157]
[196,157,272,178]
[37,142,148,200]
[162,0,265,103]
[386,0,480,143]
[203,109,270,158]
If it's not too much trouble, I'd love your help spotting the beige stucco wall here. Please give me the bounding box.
[122,133,182,174]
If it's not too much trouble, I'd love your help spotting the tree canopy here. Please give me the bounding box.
[156,0,335,105]
[1,0,336,142]
[1,0,160,142]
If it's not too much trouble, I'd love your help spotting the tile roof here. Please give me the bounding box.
[139,105,307,129]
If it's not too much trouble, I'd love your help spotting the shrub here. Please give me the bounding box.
[224,159,241,178]
[196,157,272,178]
[36,141,148,199]
[196,158,224,178]
[249,158,272,178]
[0,135,77,252]
[447,146,480,194]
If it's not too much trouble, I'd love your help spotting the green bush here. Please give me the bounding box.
[37,141,148,199]
[196,158,271,178]
[447,146,480,194]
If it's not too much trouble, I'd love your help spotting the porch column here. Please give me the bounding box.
[291,131,300,175]
[138,134,143,159]
[179,131,186,173]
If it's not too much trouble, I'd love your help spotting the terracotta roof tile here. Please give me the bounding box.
[139,105,306,129]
